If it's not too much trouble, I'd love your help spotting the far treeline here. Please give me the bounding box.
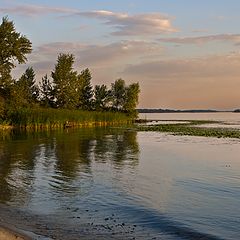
[0,17,140,127]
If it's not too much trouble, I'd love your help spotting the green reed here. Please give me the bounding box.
[6,107,133,129]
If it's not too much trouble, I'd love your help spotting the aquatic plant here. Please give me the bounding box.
[6,107,133,129]
[136,120,240,139]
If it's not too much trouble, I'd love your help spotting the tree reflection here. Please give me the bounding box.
[113,130,139,167]
[93,130,139,167]
[0,128,139,204]
[0,132,40,203]
[54,128,139,179]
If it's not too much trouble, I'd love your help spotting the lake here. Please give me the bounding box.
[0,114,240,239]
[139,112,240,123]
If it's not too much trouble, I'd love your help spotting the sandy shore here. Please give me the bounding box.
[0,224,31,240]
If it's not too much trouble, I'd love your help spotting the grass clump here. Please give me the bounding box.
[6,107,133,129]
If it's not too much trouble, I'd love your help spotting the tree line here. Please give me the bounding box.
[0,17,140,121]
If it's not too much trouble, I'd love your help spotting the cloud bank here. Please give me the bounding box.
[13,40,163,85]
[0,4,78,17]
[0,3,177,36]
[123,52,240,79]
[158,34,240,45]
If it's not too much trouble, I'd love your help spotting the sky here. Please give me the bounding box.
[1,0,240,110]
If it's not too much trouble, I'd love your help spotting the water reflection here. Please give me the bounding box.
[0,128,139,204]
[0,129,240,239]
[0,132,39,204]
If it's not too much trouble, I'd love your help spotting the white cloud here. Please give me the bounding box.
[75,10,177,36]
[0,3,176,36]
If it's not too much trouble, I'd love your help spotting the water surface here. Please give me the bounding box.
[139,112,240,123]
[0,125,239,239]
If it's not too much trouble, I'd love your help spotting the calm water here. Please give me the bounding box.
[139,112,240,123]
[0,119,240,239]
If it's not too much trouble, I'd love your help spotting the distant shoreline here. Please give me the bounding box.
[138,109,240,113]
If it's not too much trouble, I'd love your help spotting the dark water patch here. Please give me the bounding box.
[108,203,226,240]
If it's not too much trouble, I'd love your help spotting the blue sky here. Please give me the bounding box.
[1,0,240,109]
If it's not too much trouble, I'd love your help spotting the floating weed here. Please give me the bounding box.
[136,120,240,139]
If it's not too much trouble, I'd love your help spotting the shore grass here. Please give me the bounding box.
[3,107,133,130]
[136,120,240,139]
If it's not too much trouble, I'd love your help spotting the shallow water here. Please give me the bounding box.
[0,126,240,239]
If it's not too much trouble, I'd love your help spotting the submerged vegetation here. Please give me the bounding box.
[0,17,140,128]
[136,120,240,139]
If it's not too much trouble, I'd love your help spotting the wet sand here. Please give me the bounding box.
[0,225,31,240]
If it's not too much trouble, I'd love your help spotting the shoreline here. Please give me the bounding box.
[0,224,31,240]
[0,204,112,240]
[0,120,133,131]
[0,204,52,240]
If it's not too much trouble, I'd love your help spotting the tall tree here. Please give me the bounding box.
[51,53,79,109]
[10,67,38,108]
[19,67,39,103]
[39,74,53,107]
[94,84,110,111]
[111,79,126,111]
[0,17,32,95]
[78,68,93,110]
[123,82,140,116]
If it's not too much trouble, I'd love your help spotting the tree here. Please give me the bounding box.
[51,53,79,109]
[9,67,38,109]
[94,84,110,111]
[0,17,32,94]
[111,79,126,111]
[19,67,39,103]
[39,74,54,107]
[78,68,93,110]
[123,82,140,116]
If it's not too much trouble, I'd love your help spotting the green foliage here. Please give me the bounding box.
[51,53,79,109]
[110,79,140,115]
[94,84,111,111]
[0,17,140,127]
[0,17,32,94]
[9,67,39,110]
[123,82,140,116]
[39,74,54,107]
[111,79,126,110]
[7,107,132,128]
[0,96,5,120]
[18,67,39,103]
[78,68,93,110]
